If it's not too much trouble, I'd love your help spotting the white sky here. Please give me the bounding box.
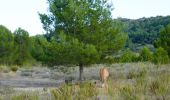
[0,0,170,36]
[112,0,170,19]
[0,0,48,36]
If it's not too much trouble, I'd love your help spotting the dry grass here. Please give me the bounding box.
[0,62,169,100]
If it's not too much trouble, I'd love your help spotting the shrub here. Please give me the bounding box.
[120,49,138,63]
[154,24,170,56]
[10,66,18,72]
[139,47,153,62]
[153,47,170,64]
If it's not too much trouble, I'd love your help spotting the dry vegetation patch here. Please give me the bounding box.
[0,63,169,100]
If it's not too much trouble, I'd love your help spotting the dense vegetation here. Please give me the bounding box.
[1,17,170,65]
[0,1,170,78]
[121,16,170,44]
[0,1,169,99]
[39,0,128,80]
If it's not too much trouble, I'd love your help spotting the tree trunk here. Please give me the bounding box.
[79,63,83,81]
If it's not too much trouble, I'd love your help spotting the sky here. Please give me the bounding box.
[112,0,170,19]
[0,0,170,36]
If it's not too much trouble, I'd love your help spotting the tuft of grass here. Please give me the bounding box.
[149,73,169,99]
[11,92,38,100]
[126,71,136,79]
[51,84,73,100]
[0,86,14,95]
[119,85,141,100]
[78,82,98,99]
[0,65,10,73]
[127,68,147,79]
[51,82,98,100]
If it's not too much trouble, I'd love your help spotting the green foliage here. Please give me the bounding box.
[51,84,73,100]
[30,35,49,64]
[0,25,37,66]
[120,49,138,63]
[10,66,18,72]
[78,82,98,99]
[51,82,98,100]
[153,47,169,64]
[11,92,38,100]
[13,28,33,66]
[154,24,170,56]
[0,25,14,65]
[139,47,153,62]
[40,0,127,67]
[120,85,140,100]
[46,32,100,66]
[149,74,169,97]
[120,16,170,45]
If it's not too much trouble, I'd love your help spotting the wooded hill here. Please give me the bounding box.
[125,16,170,44]
[119,16,170,51]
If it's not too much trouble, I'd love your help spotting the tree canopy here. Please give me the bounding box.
[154,24,170,56]
[120,16,170,45]
[0,25,14,65]
[13,28,33,66]
[39,0,127,80]
[40,0,127,65]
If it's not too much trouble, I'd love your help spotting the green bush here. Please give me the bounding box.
[153,47,169,64]
[154,24,170,56]
[120,49,138,63]
[10,66,18,72]
[139,47,153,62]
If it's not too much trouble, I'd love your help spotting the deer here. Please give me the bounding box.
[99,67,109,88]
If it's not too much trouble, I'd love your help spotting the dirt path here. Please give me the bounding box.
[0,79,65,88]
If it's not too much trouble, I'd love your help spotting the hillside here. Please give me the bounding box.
[120,16,170,51]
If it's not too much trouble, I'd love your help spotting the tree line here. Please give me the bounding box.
[0,0,169,80]
[121,16,170,45]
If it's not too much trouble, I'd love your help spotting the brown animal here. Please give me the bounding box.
[99,67,109,88]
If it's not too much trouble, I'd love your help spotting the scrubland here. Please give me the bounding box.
[0,62,169,100]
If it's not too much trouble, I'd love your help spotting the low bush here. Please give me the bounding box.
[10,66,18,72]
[120,49,139,63]
[139,47,153,62]
[153,47,169,64]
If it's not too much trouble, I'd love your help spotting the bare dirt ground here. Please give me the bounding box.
[0,64,105,88]
[0,63,169,88]
[0,67,65,88]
